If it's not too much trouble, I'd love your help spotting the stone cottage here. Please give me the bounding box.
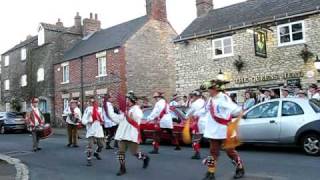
[174,0,320,103]
[54,0,177,126]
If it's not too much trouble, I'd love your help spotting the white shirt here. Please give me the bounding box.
[187,98,207,134]
[102,101,117,128]
[32,107,41,126]
[311,93,320,100]
[147,99,173,129]
[82,106,104,138]
[169,100,179,107]
[202,92,242,139]
[109,105,143,143]
[64,107,82,125]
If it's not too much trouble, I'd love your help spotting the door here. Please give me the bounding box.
[239,101,281,142]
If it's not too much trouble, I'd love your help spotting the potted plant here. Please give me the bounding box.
[233,56,245,72]
[299,44,314,63]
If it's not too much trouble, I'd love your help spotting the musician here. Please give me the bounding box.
[102,93,118,149]
[186,90,207,160]
[64,99,82,147]
[107,92,150,176]
[26,97,45,152]
[81,97,105,166]
[147,91,181,154]
[200,79,245,180]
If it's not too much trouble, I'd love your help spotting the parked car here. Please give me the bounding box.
[0,112,27,134]
[140,107,187,143]
[239,98,320,156]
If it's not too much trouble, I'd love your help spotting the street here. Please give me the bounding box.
[0,133,319,180]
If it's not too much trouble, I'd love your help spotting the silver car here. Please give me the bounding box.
[0,112,27,134]
[239,98,320,156]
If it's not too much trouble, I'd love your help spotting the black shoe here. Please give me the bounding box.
[105,144,114,150]
[37,147,42,151]
[72,144,79,148]
[116,167,126,176]
[33,149,37,152]
[143,156,150,169]
[203,172,215,180]
[234,168,245,179]
[191,152,201,160]
[174,146,181,151]
[86,160,92,166]
[149,149,159,154]
[67,144,72,147]
[94,152,102,160]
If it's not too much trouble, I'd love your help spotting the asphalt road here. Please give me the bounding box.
[0,133,319,180]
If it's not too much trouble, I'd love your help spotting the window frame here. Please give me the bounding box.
[21,74,27,87]
[245,101,280,119]
[5,103,10,112]
[63,99,69,112]
[38,25,45,46]
[281,101,304,117]
[21,48,27,61]
[212,36,234,59]
[61,63,70,84]
[4,55,9,67]
[4,80,10,90]
[277,21,305,47]
[37,68,45,82]
[97,56,107,77]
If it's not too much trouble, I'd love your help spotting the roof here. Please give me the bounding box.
[176,0,320,42]
[2,36,38,55]
[40,23,66,32]
[62,15,148,62]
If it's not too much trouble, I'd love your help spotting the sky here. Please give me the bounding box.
[0,0,246,54]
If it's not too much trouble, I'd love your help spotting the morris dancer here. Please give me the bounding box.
[82,97,104,166]
[200,79,245,180]
[186,90,207,160]
[102,93,118,149]
[64,99,82,147]
[26,97,45,152]
[147,92,181,154]
[108,92,150,176]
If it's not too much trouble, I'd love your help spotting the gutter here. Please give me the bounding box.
[174,8,320,43]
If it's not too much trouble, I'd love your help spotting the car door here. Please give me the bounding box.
[279,100,305,143]
[239,101,281,142]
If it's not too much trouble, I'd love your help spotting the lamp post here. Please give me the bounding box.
[217,69,224,81]
[314,56,320,72]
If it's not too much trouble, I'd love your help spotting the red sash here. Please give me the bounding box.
[154,102,168,130]
[92,103,103,124]
[209,100,232,126]
[125,112,142,143]
[31,109,44,127]
[191,116,199,134]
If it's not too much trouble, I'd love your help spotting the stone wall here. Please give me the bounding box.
[125,19,177,100]
[175,14,320,97]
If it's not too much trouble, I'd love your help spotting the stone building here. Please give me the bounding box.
[174,0,320,102]
[0,13,95,124]
[54,0,176,126]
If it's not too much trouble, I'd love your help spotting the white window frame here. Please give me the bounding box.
[61,63,69,84]
[37,68,44,82]
[21,48,27,61]
[38,25,45,46]
[4,55,9,67]
[97,56,107,77]
[212,36,234,59]
[21,74,27,87]
[5,103,10,112]
[277,21,305,47]
[4,80,9,90]
[63,99,69,111]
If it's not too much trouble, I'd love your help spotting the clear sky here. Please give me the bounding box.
[0,0,245,54]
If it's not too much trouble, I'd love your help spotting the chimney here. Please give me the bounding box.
[56,18,64,27]
[146,0,167,21]
[82,12,101,36]
[26,35,32,40]
[196,0,213,17]
[74,12,82,33]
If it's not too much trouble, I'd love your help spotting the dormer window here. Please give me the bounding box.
[21,48,27,61]
[38,25,45,46]
[4,55,9,67]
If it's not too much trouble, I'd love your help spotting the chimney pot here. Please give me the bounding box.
[95,13,98,20]
[90,13,93,19]
[146,0,167,21]
[196,0,213,17]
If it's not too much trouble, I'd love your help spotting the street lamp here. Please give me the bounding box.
[314,56,320,72]
[217,69,224,81]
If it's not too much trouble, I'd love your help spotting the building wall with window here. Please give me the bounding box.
[175,14,320,102]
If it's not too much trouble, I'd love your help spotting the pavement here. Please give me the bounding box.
[0,130,319,180]
[0,159,15,180]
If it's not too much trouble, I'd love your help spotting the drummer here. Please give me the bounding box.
[26,97,46,152]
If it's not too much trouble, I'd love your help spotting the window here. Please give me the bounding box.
[62,63,69,83]
[246,101,279,119]
[63,99,69,111]
[21,48,27,61]
[97,57,107,77]
[310,99,320,113]
[212,37,233,59]
[38,25,45,46]
[4,55,9,66]
[282,101,304,116]
[37,68,44,82]
[5,103,10,112]
[39,100,48,113]
[278,21,305,46]
[4,80,9,90]
[21,74,27,87]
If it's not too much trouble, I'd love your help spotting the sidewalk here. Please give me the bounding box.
[0,159,15,180]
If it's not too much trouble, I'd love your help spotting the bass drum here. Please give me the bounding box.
[38,124,53,139]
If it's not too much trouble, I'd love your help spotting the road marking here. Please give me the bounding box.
[0,154,29,180]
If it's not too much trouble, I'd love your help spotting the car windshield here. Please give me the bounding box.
[7,112,23,118]
[309,99,320,113]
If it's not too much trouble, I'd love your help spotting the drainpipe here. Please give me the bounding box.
[80,56,84,113]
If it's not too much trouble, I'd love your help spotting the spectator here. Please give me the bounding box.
[270,89,279,99]
[230,94,237,104]
[261,89,271,102]
[169,93,179,107]
[297,90,307,99]
[281,87,291,98]
[308,84,320,100]
[243,91,256,111]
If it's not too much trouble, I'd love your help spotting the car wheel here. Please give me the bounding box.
[0,126,5,134]
[301,133,320,156]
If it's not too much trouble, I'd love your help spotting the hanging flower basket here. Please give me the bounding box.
[299,44,314,64]
[233,56,245,72]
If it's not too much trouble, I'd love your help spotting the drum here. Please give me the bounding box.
[37,124,53,139]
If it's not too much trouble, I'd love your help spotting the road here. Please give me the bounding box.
[0,133,319,180]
